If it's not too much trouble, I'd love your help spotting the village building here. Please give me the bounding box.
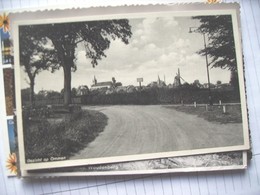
[203,83,216,89]
[77,85,89,95]
[90,76,122,90]
[147,75,166,88]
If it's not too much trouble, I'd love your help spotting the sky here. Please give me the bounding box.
[20,16,231,93]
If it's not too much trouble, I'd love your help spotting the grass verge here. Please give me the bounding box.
[24,109,108,161]
[165,105,242,124]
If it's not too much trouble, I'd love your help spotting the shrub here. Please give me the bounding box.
[81,87,240,105]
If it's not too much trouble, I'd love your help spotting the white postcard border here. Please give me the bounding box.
[21,151,247,177]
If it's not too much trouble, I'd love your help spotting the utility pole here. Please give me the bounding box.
[189,27,213,105]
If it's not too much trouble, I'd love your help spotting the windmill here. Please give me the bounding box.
[174,68,186,87]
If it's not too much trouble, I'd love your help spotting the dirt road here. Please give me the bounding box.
[71,105,243,159]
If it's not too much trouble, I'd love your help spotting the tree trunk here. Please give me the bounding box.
[230,70,239,92]
[63,62,72,106]
[29,78,35,107]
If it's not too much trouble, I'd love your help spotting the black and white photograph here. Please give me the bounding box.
[12,4,250,170]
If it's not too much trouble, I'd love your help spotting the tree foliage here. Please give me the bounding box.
[193,15,237,71]
[19,19,132,105]
[19,26,59,106]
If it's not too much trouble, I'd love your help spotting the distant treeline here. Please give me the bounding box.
[27,87,241,106]
[81,88,240,105]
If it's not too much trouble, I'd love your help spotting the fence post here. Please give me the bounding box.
[194,102,197,108]
[219,100,222,105]
[223,105,226,113]
[205,104,208,111]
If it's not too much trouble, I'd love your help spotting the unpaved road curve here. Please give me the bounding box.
[71,105,243,159]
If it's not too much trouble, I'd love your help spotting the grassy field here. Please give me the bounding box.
[165,104,242,124]
[24,109,108,161]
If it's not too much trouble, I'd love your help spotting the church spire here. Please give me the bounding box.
[93,76,97,85]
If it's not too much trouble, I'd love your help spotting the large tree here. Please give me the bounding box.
[193,15,236,70]
[20,19,132,106]
[19,26,58,106]
[192,15,239,89]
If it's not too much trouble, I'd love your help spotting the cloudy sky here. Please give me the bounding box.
[21,16,231,93]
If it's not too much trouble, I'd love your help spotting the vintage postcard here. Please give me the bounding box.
[22,151,247,177]
[1,24,15,115]
[1,117,17,176]
[3,68,15,116]
[1,22,13,65]
[10,3,250,170]
[6,118,16,153]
